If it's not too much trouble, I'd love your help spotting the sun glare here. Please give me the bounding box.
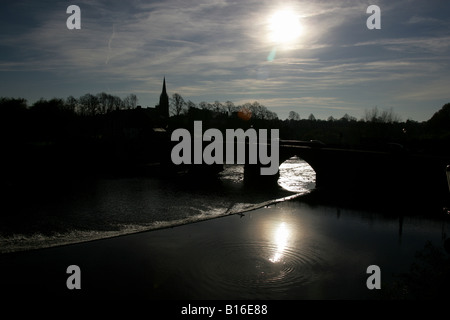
[270,222,290,263]
[268,9,302,45]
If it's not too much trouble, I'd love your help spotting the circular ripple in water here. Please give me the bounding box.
[193,239,329,299]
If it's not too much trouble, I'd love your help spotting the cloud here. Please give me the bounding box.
[406,15,445,25]
[395,79,450,102]
[350,36,450,53]
[1,0,449,121]
[105,24,116,65]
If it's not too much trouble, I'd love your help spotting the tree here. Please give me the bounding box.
[1,97,28,140]
[364,106,379,122]
[30,98,74,140]
[225,100,236,115]
[378,108,397,123]
[427,103,450,130]
[123,94,138,109]
[97,92,109,114]
[0,97,28,114]
[111,95,124,111]
[340,113,357,122]
[170,93,187,116]
[78,93,100,116]
[244,101,278,120]
[364,106,401,123]
[288,111,300,121]
[308,113,316,121]
[212,101,224,113]
[186,100,197,110]
[199,101,209,110]
[65,96,78,113]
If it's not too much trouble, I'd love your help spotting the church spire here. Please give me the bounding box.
[162,77,167,96]
[158,77,169,120]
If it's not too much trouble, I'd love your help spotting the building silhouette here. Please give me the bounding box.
[103,78,170,164]
[134,77,169,128]
[154,77,169,121]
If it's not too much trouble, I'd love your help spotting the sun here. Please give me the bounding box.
[268,9,302,45]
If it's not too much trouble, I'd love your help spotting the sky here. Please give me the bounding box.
[1,0,449,121]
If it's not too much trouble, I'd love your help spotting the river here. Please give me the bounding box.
[1,157,449,299]
[1,157,314,253]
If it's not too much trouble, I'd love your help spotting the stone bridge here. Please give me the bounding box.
[244,140,450,201]
[165,137,449,203]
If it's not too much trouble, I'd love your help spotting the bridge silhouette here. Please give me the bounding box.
[163,137,450,206]
[243,139,450,202]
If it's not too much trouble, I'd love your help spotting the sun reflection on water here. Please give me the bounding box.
[269,222,290,263]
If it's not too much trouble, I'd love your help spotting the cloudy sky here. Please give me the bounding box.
[1,0,449,121]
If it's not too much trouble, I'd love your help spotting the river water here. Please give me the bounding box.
[0,157,315,253]
[1,157,450,299]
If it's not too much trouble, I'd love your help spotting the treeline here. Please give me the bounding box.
[0,94,147,181]
[43,92,139,116]
[287,106,402,124]
[0,93,139,143]
[169,93,278,120]
[1,94,449,156]
[0,93,282,179]
[169,94,450,155]
[282,104,450,155]
[2,93,448,187]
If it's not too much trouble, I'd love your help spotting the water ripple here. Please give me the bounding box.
[192,239,329,299]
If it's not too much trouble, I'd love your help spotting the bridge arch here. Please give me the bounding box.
[243,144,322,187]
[277,156,316,193]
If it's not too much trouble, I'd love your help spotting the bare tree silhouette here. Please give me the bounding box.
[170,93,187,116]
